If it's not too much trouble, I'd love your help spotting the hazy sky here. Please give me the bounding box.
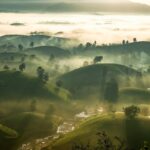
[131,0,150,5]
[0,0,150,5]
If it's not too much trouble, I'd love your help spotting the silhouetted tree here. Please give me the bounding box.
[56,80,63,88]
[30,41,34,48]
[93,56,103,64]
[18,44,23,51]
[43,72,49,83]
[126,40,129,44]
[36,66,45,80]
[123,105,140,119]
[122,40,126,45]
[36,66,49,83]
[133,38,137,43]
[19,63,26,72]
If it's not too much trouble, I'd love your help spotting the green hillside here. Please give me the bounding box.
[0,112,56,150]
[52,114,150,150]
[27,46,70,57]
[0,124,18,150]
[58,64,141,98]
[119,88,150,103]
[1,112,54,139]
[0,71,59,100]
[0,124,18,139]
[98,41,150,54]
[0,34,78,50]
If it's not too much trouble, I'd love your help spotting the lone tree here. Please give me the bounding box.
[93,56,103,64]
[133,38,137,43]
[18,44,23,51]
[19,63,26,72]
[122,40,126,45]
[123,105,140,119]
[104,78,119,103]
[56,80,63,88]
[30,41,34,48]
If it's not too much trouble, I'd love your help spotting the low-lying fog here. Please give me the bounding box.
[0,12,150,43]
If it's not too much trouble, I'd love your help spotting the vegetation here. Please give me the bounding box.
[0,33,149,150]
[123,105,140,119]
[52,114,150,150]
[0,71,61,100]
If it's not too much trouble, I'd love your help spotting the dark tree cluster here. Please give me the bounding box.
[123,105,140,119]
[36,66,49,83]
[19,63,26,72]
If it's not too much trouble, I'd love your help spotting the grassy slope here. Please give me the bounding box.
[0,124,18,139]
[105,41,150,53]
[0,112,55,150]
[1,112,54,139]
[59,63,139,87]
[52,114,150,150]
[27,46,70,57]
[58,64,140,98]
[119,88,150,103]
[0,71,63,100]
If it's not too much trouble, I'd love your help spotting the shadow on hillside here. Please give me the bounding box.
[125,119,144,149]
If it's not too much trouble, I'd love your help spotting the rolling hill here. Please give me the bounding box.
[57,64,141,98]
[0,124,18,139]
[26,46,70,58]
[0,1,150,13]
[75,41,150,56]
[0,71,60,100]
[0,52,27,62]
[98,41,150,54]
[52,114,150,150]
[0,34,78,50]
[0,112,56,150]
[0,124,18,150]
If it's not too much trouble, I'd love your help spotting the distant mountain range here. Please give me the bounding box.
[0,1,150,13]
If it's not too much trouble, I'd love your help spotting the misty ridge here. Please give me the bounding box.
[0,1,150,13]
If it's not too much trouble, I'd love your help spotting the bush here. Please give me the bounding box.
[123,105,140,119]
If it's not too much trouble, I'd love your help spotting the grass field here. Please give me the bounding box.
[52,114,150,150]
